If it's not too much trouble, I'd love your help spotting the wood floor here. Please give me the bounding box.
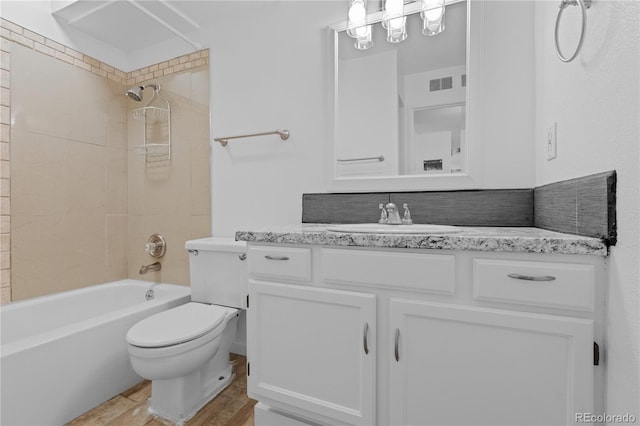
[66,354,256,426]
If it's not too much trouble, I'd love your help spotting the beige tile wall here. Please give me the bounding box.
[126,65,211,285]
[9,43,129,300]
[1,18,210,302]
[0,27,11,304]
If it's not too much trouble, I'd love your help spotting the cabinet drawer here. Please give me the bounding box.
[473,259,595,311]
[248,245,311,282]
[322,248,455,294]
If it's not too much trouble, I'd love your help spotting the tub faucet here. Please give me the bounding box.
[385,203,403,225]
[139,261,161,275]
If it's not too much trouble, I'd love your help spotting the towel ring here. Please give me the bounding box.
[555,0,592,62]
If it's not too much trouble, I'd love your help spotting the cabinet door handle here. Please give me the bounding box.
[264,255,290,261]
[363,323,369,355]
[394,328,400,362]
[508,273,556,282]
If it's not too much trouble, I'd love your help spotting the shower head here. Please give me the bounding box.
[125,83,161,102]
[126,86,144,102]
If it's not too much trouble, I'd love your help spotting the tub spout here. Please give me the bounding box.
[139,262,161,274]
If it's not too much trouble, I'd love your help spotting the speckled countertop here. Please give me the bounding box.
[235,224,609,256]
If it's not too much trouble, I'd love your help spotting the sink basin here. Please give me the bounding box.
[327,223,462,234]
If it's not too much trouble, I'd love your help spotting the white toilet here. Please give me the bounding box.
[126,237,247,423]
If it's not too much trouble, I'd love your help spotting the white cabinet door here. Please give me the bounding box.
[389,299,594,426]
[248,280,376,425]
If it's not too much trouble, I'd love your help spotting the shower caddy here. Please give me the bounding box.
[132,84,171,161]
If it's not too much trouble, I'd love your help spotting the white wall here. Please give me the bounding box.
[0,0,129,70]
[534,1,639,419]
[337,49,398,177]
[205,1,344,235]
[480,1,536,189]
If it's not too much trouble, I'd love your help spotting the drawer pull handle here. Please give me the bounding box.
[508,273,556,282]
[264,255,290,261]
[394,328,400,362]
[363,323,369,355]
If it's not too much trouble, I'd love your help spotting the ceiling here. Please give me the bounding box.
[52,0,208,54]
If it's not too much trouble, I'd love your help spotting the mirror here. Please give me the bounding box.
[330,0,483,191]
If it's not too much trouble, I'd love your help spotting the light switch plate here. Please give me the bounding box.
[546,122,557,161]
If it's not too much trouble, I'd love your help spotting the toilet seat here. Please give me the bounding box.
[127,303,227,348]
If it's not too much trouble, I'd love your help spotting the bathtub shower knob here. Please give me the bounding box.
[145,234,166,259]
[145,242,158,251]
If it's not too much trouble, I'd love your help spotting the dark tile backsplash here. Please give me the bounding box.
[302,171,616,243]
[302,193,389,224]
[303,190,533,226]
[390,190,533,227]
[534,171,616,243]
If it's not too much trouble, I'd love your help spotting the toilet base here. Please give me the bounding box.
[149,364,234,424]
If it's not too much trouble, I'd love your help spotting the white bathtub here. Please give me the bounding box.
[0,279,191,426]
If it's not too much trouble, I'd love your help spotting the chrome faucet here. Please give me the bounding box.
[378,204,388,224]
[402,203,413,225]
[139,261,161,274]
[385,203,403,225]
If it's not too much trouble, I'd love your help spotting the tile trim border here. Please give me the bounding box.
[0,22,10,304]
[0,18,209,86]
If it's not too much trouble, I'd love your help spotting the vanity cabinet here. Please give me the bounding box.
[247,246,376,425]
[389,299,593,426]
[246,243,604,426]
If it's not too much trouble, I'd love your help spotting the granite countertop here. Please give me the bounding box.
[235,224,609,256]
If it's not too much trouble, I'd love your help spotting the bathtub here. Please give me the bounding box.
[0,279,191,426]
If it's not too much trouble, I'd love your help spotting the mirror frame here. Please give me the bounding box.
[327,0,484,192]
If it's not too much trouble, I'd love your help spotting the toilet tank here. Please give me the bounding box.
[185,237,248,308]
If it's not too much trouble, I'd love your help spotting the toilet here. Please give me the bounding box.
[126,237,247,423]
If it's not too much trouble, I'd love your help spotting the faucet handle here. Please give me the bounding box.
[402,203,413,225]
[379,203,388,224]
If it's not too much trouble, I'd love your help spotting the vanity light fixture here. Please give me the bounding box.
[345,0,447,50]
[346,0,373,50]
[421,0,445,35]
[382,0,407,43]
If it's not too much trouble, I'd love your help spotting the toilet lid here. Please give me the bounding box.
[126,303,226,348]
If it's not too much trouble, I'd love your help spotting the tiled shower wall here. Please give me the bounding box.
[0,18,210,303]
[126,56,212,286]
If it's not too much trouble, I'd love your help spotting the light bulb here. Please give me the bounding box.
[382,0,404,31]
[347,0,369,39]
[354,25,369,38]
[421,0,445,36]
[389,16,404,30]
[354,27,374,50]
[348,0,366,25]
[422,0,444,20]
